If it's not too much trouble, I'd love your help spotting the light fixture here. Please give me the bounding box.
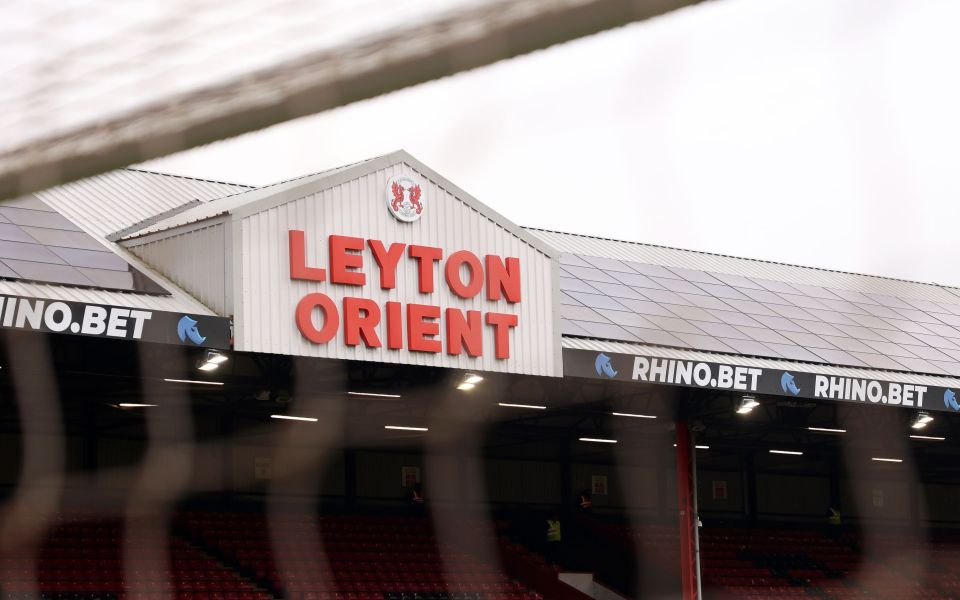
[695,445,710,450]
[118,403,157,408]
[611,412,656,419]
[348,391,402,399]
[197,350,228,371]
[579,437,617,444]
[464,374,483,385]
[498,402,547,410]
[808,426,847,433]
[271,414,318,422]
[910,434,946,441]
[769,449,803,456]
[871,457,903,463]
[163,378,224,386]
[457,382,476,391]
[205,350,228,364]
[384,425,428,432]
[736,395,759,414]
[911,412,933,430]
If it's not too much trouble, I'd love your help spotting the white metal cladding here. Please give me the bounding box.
[36,169,251,239]
[235,162,559,376]
[124,220,230,316]
[562,337,960,388]
[528,228,960,305]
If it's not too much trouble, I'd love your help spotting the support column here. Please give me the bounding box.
[675,420,699,600]
[743,451,757,520]
[344,449,357,508]
[828,454,841,512]
[560,441,572,515]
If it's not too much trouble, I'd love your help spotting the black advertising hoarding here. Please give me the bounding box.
[0,294,231,350]
[564,348,960,415]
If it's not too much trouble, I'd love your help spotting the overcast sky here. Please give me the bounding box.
[143,0,960,288]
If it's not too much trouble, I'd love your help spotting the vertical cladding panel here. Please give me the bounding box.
[236,163,558,376]
[125,222,227,315]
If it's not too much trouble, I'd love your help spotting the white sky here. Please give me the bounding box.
[144,0,960,287]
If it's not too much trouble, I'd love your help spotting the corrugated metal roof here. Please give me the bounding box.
[527,228,960,305]
[37,169,251,239]
[562,337,960,388]
[121,159,375,239]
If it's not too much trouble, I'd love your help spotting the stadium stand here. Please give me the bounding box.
[177,512,547,600]
[0,514,269,599]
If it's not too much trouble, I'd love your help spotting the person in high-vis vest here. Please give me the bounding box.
[827,507,842,540]
[828,507,841,525]
[545,514,562,564]
[546,517,562,542]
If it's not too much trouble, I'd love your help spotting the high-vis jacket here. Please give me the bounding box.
[546,519,562,542]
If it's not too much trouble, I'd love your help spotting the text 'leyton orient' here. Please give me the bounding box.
[288,230,521,359]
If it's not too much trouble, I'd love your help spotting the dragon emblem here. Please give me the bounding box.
[386,176,424,222]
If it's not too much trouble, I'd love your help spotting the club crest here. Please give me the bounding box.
[386,175,424,222]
